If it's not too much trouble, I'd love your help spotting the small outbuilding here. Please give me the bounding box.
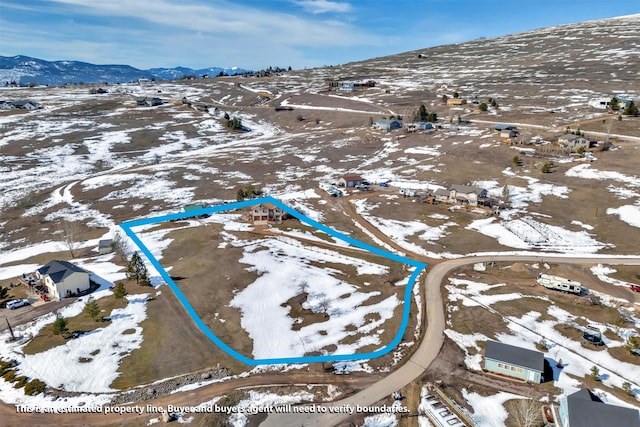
[484,340,544,383]
[98,239,113,255]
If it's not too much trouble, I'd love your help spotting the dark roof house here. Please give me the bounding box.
[484,340,545,383]
[36,260,91,300]
[558,389,640,427]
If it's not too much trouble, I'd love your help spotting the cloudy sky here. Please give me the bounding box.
[0,0,638,70]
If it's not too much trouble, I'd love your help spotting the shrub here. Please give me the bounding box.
[13,375,28,388]
[3,369,16,382]
[24,379,46,396]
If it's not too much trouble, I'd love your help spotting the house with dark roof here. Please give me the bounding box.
[556,389,640,427]
[36,260,90,300]
[494,124,517,131]
[338,174,364,188]
[484,340,545,383]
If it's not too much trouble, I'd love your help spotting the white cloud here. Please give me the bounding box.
[293,0,353,14]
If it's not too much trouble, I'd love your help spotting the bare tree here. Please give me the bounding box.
[506,393,542,427]
[318,297,331,317]
[297,280,309,295]
[111,230,130,263]
[58,220,81,258]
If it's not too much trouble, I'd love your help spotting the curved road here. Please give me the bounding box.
[260,254,640,427]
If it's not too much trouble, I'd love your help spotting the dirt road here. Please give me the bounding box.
[259,254,640,427]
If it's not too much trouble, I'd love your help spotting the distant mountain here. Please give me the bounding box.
[0,55,249,86]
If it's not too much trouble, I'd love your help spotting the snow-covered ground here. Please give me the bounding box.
[443,264,640,420]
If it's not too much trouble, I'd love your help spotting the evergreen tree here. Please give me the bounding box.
[623,100,638,116]
[478,102,488,112]
[127,252,149,285]
[609,96,619,111]
[417,104,428,121]
[52,315,68,336]
[84,297,100,321]
[114,282,127,299]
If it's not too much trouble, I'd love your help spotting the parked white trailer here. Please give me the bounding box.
[536,273,583,295]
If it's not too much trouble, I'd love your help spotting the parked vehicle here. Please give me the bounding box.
[379,182,389,187]
[630,284,640,292]
[6,299,29,310]
[536,273,583,295]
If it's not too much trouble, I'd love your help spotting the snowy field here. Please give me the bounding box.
[443,264,640,421]
[130,212,412,360]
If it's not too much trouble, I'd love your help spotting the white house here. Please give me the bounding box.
[36,260,91,300]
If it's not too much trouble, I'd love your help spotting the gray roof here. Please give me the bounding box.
[98,239,112,249]
[565,389,640,427]
[449,184,486,196]
[38,260,88,284]
[485,340,544,372]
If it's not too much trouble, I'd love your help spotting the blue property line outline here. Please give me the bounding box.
[120,196,427,366]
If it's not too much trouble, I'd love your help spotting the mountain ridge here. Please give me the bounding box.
[0,55,249,86]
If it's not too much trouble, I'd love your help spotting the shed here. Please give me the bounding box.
[484,340,544,383]
[98,239,113,255]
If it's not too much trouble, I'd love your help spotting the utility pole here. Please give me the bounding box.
[6,317,16,341]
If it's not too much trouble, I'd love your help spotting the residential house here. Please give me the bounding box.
[556,389,640,427]
[494,124,517,132]
[12,100,39,110]
[98,239,113,255]
[35,260,91,300]
[448,185,488,206]
[558,134,590,151]
[407,122,434,132]
[374,119,403,131]
[338,174,364,188]
[251,203,287,225]
[338,82,355,92]
[500,129,519,142]
[446,98,467,106]
[484,340,545,383]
